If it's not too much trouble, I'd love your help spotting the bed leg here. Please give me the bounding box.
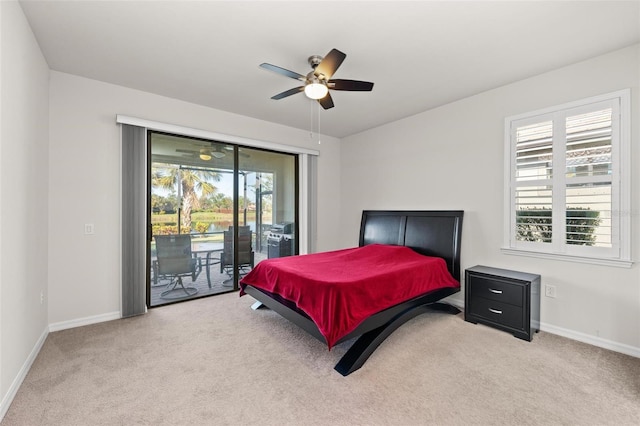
[426,302,460,315]
[251,301,265,310]
[334,302,460,376]
[334,328,384,376]
[334,304,433,376]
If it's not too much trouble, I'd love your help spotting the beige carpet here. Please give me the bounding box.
[3,292,639,425]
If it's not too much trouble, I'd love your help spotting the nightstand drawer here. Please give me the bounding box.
[468,275,523,307]
[468,297,523,330]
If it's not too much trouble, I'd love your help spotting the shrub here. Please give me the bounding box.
[516,207,600,245]
[566,208,601,245]
[194,222,211,234]
[152,224,191,236]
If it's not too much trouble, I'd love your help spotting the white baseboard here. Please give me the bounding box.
[1,311,122,422]
[49,311,121,332]
[0,327,48,422]
[450,298,639,358]
[539,321,640,358]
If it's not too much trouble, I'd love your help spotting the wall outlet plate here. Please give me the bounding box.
[545,284,556,298]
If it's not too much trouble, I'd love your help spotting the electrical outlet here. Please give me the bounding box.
[84,223,95,235]
[545,284,556,298]
[40,291,44,305]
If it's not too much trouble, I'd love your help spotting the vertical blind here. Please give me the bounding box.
[121,124,147,317]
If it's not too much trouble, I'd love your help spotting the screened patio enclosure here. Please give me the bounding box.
[147,132,298,307]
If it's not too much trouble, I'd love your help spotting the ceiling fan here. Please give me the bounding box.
[176,146,249,161]
[260,48,374,109]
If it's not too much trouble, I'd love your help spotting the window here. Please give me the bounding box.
[503,90,631,267]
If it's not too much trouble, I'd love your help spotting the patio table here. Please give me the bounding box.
[192,242,224,288]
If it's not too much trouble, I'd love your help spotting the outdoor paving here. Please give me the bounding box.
[150,251,267,307]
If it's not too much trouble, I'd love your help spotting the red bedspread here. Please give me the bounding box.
[240,244,460,348]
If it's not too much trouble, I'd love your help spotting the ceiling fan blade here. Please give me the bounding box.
[318,92,334,110]
[314,48,346,80]
[260,63,305,81]
[271,86,304,100]
[328,79,374,91]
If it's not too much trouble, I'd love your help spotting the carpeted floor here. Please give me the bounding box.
[3,292,639,425]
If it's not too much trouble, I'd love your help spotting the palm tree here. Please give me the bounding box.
[152,165,221,231]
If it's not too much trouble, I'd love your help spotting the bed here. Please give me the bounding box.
[240,210,464,376]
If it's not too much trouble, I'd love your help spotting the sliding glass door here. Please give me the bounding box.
[238,146,298,269]
[147,131,297,307]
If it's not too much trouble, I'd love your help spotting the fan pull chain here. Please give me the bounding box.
[317,101,321,145]
[309,100,321,144]
[309,100,314,142]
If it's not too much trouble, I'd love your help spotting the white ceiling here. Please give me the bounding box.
[19,0,640,138]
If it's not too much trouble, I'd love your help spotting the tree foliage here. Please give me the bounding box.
[152,165,221,230]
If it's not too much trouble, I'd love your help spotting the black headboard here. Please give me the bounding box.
[359,210,464,280]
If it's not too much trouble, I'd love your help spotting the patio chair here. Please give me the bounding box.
[220,226,254,280]
[155,234,201,299]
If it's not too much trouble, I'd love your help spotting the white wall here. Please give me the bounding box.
[3,5,638,418]
[0,0,50,416]
[48,71,342,325]
[340,44,640,355]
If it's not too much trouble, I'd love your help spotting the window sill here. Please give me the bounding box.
[500,248,633,268]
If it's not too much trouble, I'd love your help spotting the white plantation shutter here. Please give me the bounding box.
[514,120,553,244]
[505,90,630,266]
[565,108,613,249]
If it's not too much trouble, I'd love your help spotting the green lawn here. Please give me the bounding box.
[151,211,269,224]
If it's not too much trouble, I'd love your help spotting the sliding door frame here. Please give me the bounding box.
[119,115,318,313]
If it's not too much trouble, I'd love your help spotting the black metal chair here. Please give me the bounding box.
[155,235,201,299]
[220,226,254,282]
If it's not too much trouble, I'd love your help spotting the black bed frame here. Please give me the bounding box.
[242,210,464,376]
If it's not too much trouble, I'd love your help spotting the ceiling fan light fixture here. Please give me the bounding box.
[304,81,328,100]
[211,151,226,159]
[199,149,212,161]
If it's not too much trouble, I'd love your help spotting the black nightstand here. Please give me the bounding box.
[464,265,541,341]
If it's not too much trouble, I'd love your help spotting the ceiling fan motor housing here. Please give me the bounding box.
[308,55,323,69]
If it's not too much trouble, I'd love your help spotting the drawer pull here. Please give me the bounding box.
[489,288,503,294]
[488,308,503,315]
